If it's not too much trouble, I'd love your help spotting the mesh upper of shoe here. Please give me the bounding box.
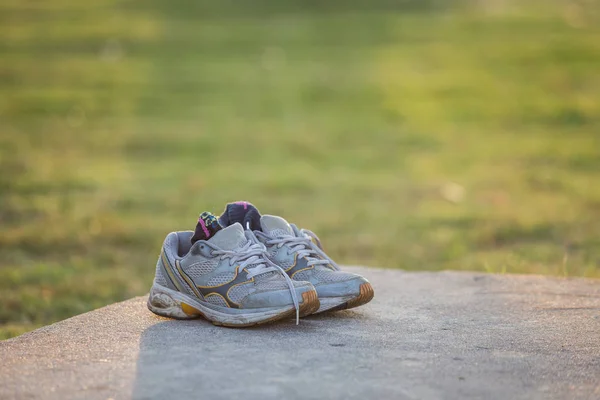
[275,256,295,270]
[254,274,311,291]
[267,228,290,238]
[314,268,357,283]
[154,258,169,286]
[228,284,251,304]
[267,245,278,259]
[204,294,229,307]
[185,259,220,281]
[228,276,310,305]
[206,271,236,286]
[241,258,312,293]
[163,233,180,261]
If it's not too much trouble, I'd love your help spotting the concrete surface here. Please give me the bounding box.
[1,267,599,400]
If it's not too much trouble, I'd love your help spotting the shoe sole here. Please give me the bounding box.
[147,284,320,327]
[315,282,374,314]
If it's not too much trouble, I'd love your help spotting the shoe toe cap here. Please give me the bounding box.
[315,274,369,298]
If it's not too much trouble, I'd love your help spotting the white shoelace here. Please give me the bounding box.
[212,241,301,324]
[266,235,332,268]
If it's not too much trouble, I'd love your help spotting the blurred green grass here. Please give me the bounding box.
[1,0,599,339]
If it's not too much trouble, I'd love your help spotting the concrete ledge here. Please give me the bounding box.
[1,267,599,400]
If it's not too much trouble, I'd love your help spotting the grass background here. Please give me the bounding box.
[1,0,599,339]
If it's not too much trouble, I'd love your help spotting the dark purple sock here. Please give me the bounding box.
[219,201,262,231]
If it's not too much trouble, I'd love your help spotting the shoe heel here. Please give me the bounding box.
[147,283,202,320]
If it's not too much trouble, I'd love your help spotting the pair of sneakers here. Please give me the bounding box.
[147,201,374,327]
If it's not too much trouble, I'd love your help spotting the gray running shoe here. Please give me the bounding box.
[148,212,320,327]
[219,202,374,314]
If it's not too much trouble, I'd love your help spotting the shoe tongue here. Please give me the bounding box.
[260,215,294,238]
[191,212,223,244]
[208,223,247,250]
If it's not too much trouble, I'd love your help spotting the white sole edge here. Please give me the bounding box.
[314,295,355,313]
